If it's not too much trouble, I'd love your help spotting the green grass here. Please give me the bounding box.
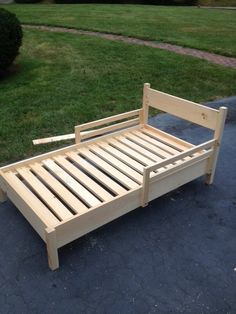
[0,29,235,165]
[1,4,236,57]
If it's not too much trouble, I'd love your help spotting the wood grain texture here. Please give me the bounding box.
[0,84,227,270]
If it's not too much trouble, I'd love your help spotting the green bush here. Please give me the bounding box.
[0,9,23,72]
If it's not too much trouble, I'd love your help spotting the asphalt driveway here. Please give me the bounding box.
[0,97,235,314]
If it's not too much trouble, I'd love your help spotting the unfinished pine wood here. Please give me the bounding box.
[45,227,59,270]
[78,109,141,131]
[31,163,88,214]
[140,83,150,125]
[55,189,140,248]
[0,83,227,270]
[141,139,215,206]
[94,142,145,173]
[147,87,219,130]
[205,107,228,184]
[75,109,141,143]
[2,127,142,174]
[42,159,101,208]
[17,167,73,221]
[2,171,59,240]
[66,151,127,196]
[150,149,213,184]
[107,138,155,166]
[132,130,180,155]
[33,133,75,145]
[78,147,139,189]
[148,158,209,203]
[126,132,171,158]
[115,135,163,162]
[53,155,113,202]
[88,144,143,182]
[144,125,193,150]
[80,118,140,140]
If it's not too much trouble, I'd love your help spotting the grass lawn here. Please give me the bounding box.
[1,4,236,57]
[0,29,235,165]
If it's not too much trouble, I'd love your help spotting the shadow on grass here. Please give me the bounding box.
[0,63,21,82]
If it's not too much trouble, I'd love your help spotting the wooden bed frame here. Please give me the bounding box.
[0,84,227,270]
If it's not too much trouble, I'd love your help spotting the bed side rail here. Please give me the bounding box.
[74,109,142,143]
[141,139,216,207]
[33,109,142,145]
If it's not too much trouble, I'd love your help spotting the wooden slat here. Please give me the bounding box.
[107,138,155,166]
[132,130,180,155]
[115,135,162,162]
[17,167,73,221]
[97,141,145,172]
[88,144,143,182]
[3,171,59,226]
[126,133,171,158]
[0,143,78,173]
[42,159,101,208]
[147,87,219,130]
[53,155,113,202]
[30,163,88,214]
[66,152,127,195]
[78,148,139,189]
[144,125,193,150]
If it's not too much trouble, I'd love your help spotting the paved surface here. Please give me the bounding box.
[0,97,236,313]
[200,6,236,10]
[23,24,236,69]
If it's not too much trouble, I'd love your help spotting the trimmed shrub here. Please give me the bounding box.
[0,9,23,72]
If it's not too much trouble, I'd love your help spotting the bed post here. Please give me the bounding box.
[140,83,150,125]
[74,125,81,144]
[45,227,59,270]
[205,106,227,185]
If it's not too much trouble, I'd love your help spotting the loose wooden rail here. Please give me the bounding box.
[0,84,227,270]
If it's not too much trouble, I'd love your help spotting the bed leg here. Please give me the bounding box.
[45,227,59,271]
[0,188,7,203]
[205,107,227,185]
